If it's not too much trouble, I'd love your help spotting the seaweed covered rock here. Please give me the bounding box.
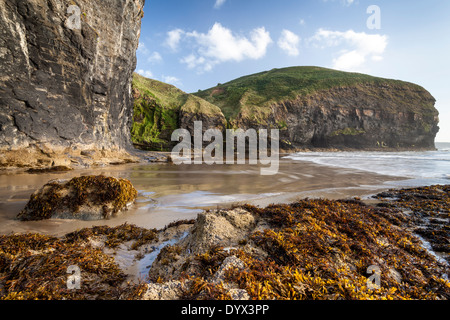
[17,175,138,221]
[375,185,450,263]
[147,198,450,300]
[0,226,149,300]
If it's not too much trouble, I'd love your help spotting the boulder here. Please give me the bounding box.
[185,208,256,253]
[17,175,137,221]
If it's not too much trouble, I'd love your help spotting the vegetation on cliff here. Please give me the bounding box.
[194,66,437,123]
[131,73,225,150]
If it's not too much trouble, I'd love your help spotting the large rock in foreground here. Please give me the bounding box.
[0,0,145,168]
[17,175,138,221]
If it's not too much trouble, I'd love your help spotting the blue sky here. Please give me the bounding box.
[136,0,450,142]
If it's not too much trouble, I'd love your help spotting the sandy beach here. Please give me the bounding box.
[0,156,410,236]
[0,155,448,301]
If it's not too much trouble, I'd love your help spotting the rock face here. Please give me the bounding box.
[259,85,439,150]
[179,95,228,139]
[17,175,138,221]
[0,0,145,168]
[195,67,440,150]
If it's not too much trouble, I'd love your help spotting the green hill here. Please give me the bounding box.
[193,66,435,125]
[131,67,438,151]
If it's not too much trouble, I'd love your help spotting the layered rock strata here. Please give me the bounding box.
[0,0,145,168]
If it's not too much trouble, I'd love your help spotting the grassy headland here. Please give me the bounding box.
[193,66,436,125]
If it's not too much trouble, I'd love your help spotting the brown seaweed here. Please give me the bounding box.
[179,197,450,300]
[17,175,138,221]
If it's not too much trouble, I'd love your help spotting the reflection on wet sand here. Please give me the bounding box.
[0,158,406,236]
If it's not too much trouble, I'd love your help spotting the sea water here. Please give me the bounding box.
[1,143,448,236]
[285,142,450,187]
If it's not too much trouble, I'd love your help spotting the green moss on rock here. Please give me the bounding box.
[330,127,366,137]
[131,73,227,151]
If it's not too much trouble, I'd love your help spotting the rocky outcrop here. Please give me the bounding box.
[194,67,440,151]
[257,84,439,150]
[179,95,227,137]
[0,0,145,168]
[17,175,138,221]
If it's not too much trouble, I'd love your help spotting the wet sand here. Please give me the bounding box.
[0,157,411,236]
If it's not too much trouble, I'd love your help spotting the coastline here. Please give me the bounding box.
[0,157,409,236]
[0,151,448,300]
[0,184,448,300]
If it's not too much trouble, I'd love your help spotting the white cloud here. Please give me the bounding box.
[137,42,149,55]
[371,55,383,62]
[180,22,272,72]
[214,0,226,9]
[332,50,366,71]
[148,51,162,63]
[299,19,306,26]
[278,29,300,56]
[180,54,209,70]
[310,29,388,72]
[136,69,153,79]
[322,0,357,6]
[162,75,182,86]
[138,42,163,64]
[343,0,355,6]
[165,29,185,51]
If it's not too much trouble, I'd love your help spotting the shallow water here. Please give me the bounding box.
[136,231,189,281]
[285,142,450,184]
[0,151,444,237]
[0,159,400,236]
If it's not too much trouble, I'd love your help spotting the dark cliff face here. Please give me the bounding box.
[265,84,439,150]
[0,0,145,167]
